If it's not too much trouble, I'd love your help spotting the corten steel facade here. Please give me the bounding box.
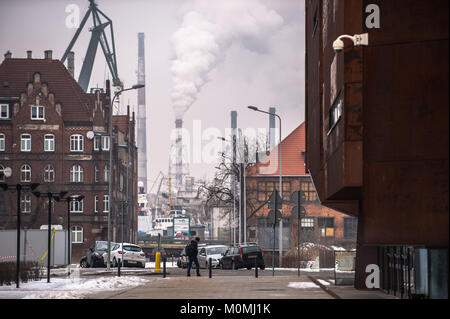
[305,0,448,297]
[0,51,138,263]
[245,123,357,260]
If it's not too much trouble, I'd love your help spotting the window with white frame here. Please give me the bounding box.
[93,136,100,151]
[70,135,83,152]
[0,104,9,119]
[21,134,31,152]
[103,195,109,212]
[104,165,109,182]
[301,218,315,228]
[44,134,54,152]
[20,164,31,182]
[71,226,83,243]
[70,196,83,213]
[43,164,55,182]
[101,136,110,151]
[70,164,83,183]
[0,165,4,182]
[0,134,4,151]
[94,195,98,213]
[95,166,99,182]
[31,105,45,120]
[21,193,31,213]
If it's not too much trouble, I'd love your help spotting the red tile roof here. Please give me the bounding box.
[0,57,96,122]
[246,122,306,176]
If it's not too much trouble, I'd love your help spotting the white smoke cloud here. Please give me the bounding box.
[170,0,284,119]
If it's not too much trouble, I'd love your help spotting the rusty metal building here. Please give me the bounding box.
[305,0,448,298]
[0,51,138,263]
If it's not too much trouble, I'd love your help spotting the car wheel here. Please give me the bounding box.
[247,266,252,270]
[80,259,88,268]
[260,265,265,270]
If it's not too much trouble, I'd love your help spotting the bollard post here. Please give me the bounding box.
[255,258,258,278]
[155,252,161,273]
[163,255,166,278]
[209,258,212,278]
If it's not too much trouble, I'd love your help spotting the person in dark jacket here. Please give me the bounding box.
[186,237,201,277]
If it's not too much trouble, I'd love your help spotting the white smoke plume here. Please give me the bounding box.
[170,0,284,119]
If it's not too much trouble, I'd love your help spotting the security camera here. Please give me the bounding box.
[333,39,345,53]
[333,33,369,54]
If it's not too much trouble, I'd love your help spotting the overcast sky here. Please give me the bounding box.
[0,0,305,192]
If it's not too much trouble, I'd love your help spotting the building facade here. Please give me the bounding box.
[305,0,448,298]
[0,51,138,262]
[245,123,357,265]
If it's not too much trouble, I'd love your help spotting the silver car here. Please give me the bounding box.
[198,245,228,269]
[103,243,146,268]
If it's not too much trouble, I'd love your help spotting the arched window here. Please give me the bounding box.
[44,165,55,182]
[70,164,83,183]
[70,134,83,152]
[71,226,83,243]
[20,164,31,182]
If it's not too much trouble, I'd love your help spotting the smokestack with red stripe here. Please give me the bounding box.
[175,118,183,187]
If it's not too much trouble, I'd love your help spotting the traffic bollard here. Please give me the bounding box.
[163,255,166,278]
[255,259,258,278]
[209,258,212,278]
[155,252,161,273]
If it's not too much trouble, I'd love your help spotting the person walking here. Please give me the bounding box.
[185,237,201,277]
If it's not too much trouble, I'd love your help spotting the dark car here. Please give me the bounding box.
[176,248,189,268]
[149,248,167,262]
[80,241,114,268]
[219,244,265,270]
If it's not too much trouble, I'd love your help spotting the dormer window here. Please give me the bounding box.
[0,104,9,119]
[31,105,45,120]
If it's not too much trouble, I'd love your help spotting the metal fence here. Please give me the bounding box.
[0,229,69,266]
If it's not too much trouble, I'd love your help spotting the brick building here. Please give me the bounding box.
[305,0,448,297]
[245,123,357,258]
[0,50,138,262]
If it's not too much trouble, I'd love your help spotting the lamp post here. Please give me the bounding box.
[66,195,84,276]
[117,142,130,277]
[248,106,283,268]
[1,168,39,288]
[32,191,68,283]
[107,84,144,270]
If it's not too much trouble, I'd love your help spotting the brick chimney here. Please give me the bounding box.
[27,50,32,59]
[4,51,12,59]
[44,50,52,60]
[67,51,75,78]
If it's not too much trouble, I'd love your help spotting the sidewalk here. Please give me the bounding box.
[87,275,397,299]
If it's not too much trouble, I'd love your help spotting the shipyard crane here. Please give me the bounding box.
[61,0,122,92]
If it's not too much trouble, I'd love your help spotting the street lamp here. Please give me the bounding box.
[0,172,39,288]
[32,190,68,283]
[248,105,283,269]
[117,143,130,277]
[65,195,84,276]
[107,84,144,270]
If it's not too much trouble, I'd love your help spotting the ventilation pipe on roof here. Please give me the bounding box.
[27,50,32,59]
[4,51,12,59]
[44,50,52,60]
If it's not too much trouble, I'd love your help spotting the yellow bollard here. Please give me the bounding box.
[154,252,161,273]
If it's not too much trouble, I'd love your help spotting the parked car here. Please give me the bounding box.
[149,247,167,262]
[177,248,189,269]
[80,241,113,268]
[103,243,146,268]
[198,245,228,269]
[219,244,265,270]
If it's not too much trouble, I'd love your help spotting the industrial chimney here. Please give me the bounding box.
[67,51,75,78]
[175,118,183,187]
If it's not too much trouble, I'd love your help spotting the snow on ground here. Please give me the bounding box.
[317,279,331,286]
[0,276,151,299]
[288,282,319,289]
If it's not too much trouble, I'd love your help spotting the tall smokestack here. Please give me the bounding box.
[137,32,148,194]
[269,107,276,150]
[175,118,183,187]
[231,111,237,163]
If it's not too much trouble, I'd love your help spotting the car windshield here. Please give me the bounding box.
[124,245,142,252]
[96,242,109,251]
[242,246,261,254]
[207,247,228,255]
